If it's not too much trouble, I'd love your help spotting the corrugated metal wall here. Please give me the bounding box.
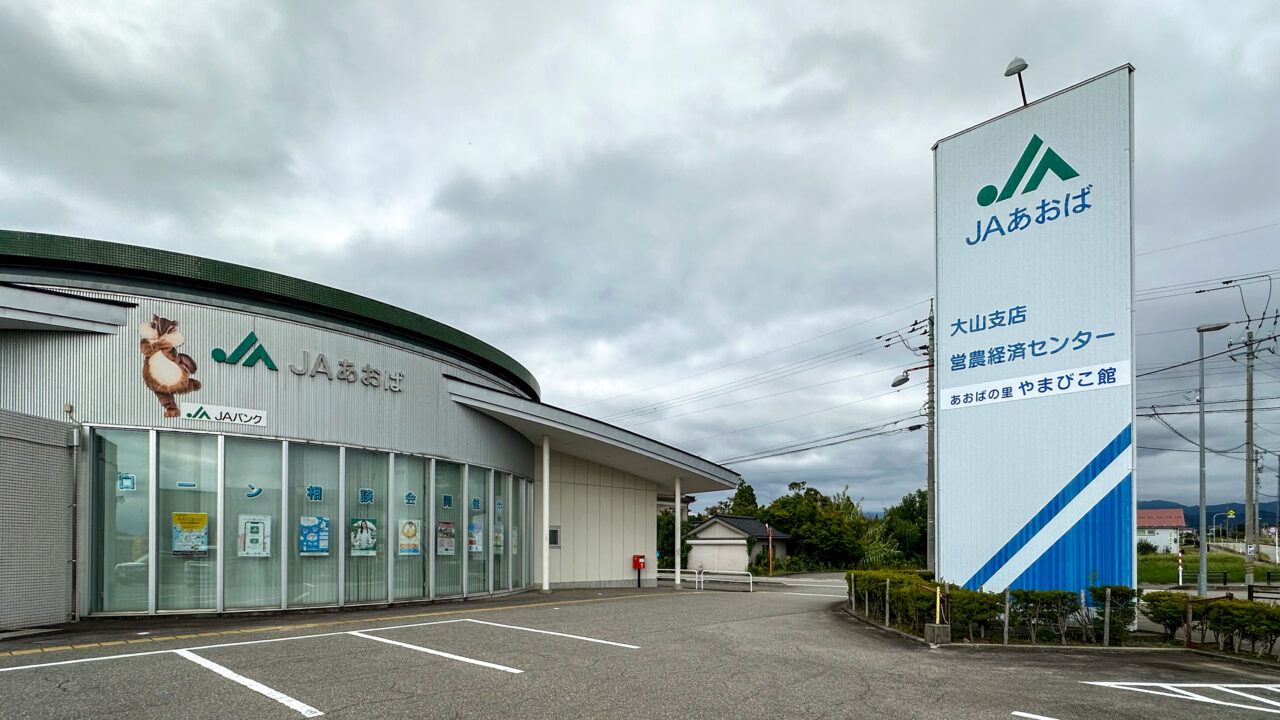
[0,288,533,478]
[0,409,74,630]
[535,450,657,588]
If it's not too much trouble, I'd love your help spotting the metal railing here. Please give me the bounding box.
[657,568,754,591]
[698,569,753,592]
[657,568,704,589]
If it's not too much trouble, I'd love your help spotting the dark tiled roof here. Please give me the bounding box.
[694,514,790,540]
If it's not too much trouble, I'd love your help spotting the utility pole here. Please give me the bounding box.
[1245,330,1256,587]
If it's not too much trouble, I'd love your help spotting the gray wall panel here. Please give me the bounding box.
[1,289,533,477]
[0,409,74,630]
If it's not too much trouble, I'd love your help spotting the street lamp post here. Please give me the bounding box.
[1197,321,1231,597]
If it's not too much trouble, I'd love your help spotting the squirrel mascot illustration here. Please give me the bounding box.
[139,314,201,417]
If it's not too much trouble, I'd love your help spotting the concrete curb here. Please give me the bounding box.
[1189,647,1280,670]
[839,604,937,647]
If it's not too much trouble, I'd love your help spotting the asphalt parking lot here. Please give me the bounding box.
[3,583,1279,719]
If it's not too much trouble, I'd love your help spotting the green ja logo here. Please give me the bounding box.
[212,331,278,370]
[185,406,212,420]
[976,134,1079,207]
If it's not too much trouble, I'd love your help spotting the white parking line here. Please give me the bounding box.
[176,649,323,718]
[348,631,523,673]
[1012,712,1061,720]
[1086,682,1280,714]
[0,615,632,676]
[459,619,640,648]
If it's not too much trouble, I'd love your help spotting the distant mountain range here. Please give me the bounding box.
[1139,500,1279,530]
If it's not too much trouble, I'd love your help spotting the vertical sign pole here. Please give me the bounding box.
[1246,331,1256,587]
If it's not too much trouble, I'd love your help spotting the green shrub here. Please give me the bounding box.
[949,587,1003,641]
[1089,585,1139,645]
[847,570,946,633]
[1011,589,1081,644]
[1140,591,1188,640]
[1136,538,1158,555]
[1204,599,1280,656]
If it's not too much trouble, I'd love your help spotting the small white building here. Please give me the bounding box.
[686,515,789,573]
[1136,509,1186,553]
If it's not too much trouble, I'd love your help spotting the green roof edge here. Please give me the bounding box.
[0,229,540,400]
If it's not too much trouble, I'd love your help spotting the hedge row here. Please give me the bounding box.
[846,570,1136,645]
[1143,591,1280,657]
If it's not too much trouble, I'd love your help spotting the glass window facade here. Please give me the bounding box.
[223,437,282,609]
[90,429,531,615]
[435,461,464,597]
[156,432,218,611]
[344,449,388,604]
[289,443,339,606]
[466,466,489,595]
[493,473,509,591]
[392,455,428,600]
[92,429,150,613]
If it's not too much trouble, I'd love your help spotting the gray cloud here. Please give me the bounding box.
[3,1,1279,514]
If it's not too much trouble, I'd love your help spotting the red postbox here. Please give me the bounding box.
[632,554,646,569]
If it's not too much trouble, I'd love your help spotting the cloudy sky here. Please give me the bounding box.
[3,2,1279,513]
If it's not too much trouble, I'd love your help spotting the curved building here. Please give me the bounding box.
[0,230,737,628]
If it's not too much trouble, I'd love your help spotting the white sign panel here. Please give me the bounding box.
[179,402,267,426]
[934,66,1134,593]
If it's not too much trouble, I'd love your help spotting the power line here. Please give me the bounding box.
[574,297,930,410]
[624,360,917,428]
[715,412,922,463]
[718,419,924,465]
[603,319,926,422]
[689,389,922,444]
[1137,332,1278,378]
[1136,219,1280,257]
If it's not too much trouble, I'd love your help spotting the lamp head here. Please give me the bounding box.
[1005,57,1028,77]
[891,371,910,388]
[1197,321,1230,333]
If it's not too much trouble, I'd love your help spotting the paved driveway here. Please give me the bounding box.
[2,586,1278,718]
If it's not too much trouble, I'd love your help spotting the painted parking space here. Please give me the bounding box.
[1087,682,1280,715]
[0,615,641,718]
[5,590,1280,719]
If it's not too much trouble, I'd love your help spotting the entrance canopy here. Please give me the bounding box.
[448,377,739,494]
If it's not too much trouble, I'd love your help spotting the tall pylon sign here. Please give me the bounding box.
[933,66,1135,593]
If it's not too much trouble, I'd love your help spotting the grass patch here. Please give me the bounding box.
[1138,549,1277,584]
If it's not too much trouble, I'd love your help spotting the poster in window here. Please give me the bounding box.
[299,516,330,556]
[350,518,377,557]
[238,514,272,558]
[398,519,422,556]
[493,528,503,553]
[468,522,484,553]
[172,512,209,557]
[436,521,456,556]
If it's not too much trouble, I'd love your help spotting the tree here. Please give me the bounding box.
[656,509,695,569]
[757,483,868,569]
[706,480,759,517]
[882,489,927,567]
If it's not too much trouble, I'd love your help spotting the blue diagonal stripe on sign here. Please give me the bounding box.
[964,424,1132,590]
